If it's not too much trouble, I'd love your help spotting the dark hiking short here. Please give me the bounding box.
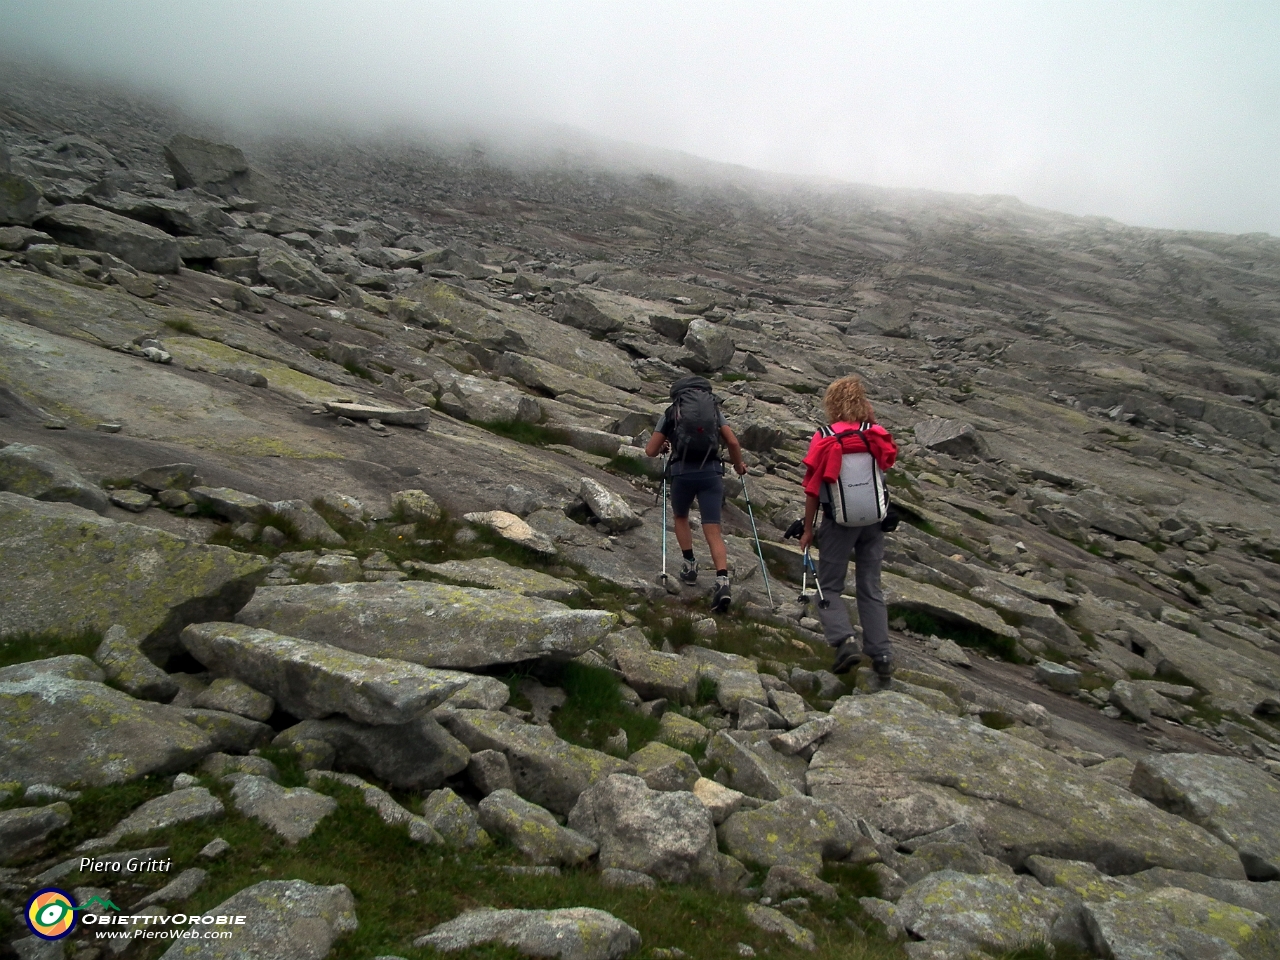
[670,469,723,525]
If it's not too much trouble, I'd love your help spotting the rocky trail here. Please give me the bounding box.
[1,64,1279,960]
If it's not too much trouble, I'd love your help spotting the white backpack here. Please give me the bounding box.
[819,424,888,527]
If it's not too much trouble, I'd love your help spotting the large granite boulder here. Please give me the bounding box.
[0,172,41,226]
[36,204,181,273]
[882,573,1020,642]
[181,622,468,725]
[579,478,641,533]
[912,419,989,459]
[162,134,274,201]
[235,582,614,669]
[94,625,179,702]
[414,557,583,602]
[257,246,340,300]
[438,709,634,815]
[0,803,72,863]
[0,493,267,661]
[894,871,1077,953]
[1131,753,1280,880]
[438,373,541,423]
[679,318,734,372]
[553,291,626,335]
[0,444,108,513]
[477,789,597,866]
[718,795,858,874]
[705,731,803,801]
[1083,887,1278,960]
[416,907,641,960]
[230,775,337,845]
[568,774,719,882]
[158,879,356,960]
[807,693,1245,878]
[0,674,211,787]
[275,716,468,790]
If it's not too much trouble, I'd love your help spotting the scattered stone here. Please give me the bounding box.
[93,624,178,703]
[463,510,558,554]
[894,871,1076,952]
[422,787,490,848]
[0,444,109,513]
[275,715,469,790]
[37,204,180,273]
[600,868,657,890]
[80,787,223,852]
[0,802,72,864]
[478,789,598,866]
[199,752,280,781]
[467,749,515,795]
[198,837,230,859]
[913,419,988,459]
[135,867,207,906]
[416,907,641,960]
[658,711,711,751]
[579,478,641,532]
[1083,886,1278,960]
[692,777,759,825]
[230,775,336,844]
[719,795,857,873]
[192,676,276,721]
[628,741,700,791]
[1034,660,1081,694]
[744,903,815,951]
[705,731,803,801]
[306,770,441,845]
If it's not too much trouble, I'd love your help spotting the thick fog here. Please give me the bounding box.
[2,0,1278,235]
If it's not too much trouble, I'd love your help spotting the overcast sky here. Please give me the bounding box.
[3,0,1278,235]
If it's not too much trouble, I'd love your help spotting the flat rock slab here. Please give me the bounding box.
[277,715,469,791]
[1083,886,1279,960]
[0,443,108,513]
[416,557,584,601]
[323,401,430,426]
[181,622,468,725]
[158,879,357,960]
[80,787,223,852]
[895,871,1074,951]
[231,775,337,844]
[416,907,641,960]
[808,693,1245,879]
[1131,753,1280,880]
[0,492,267,660]
[478,789,597,866]
[439,709,633,815]
[37,203,181,273]
[235,581,615,670]
[0,675,212,787]
[744,903,816,951]
[0,802,72,863]
[882,572,1020,640]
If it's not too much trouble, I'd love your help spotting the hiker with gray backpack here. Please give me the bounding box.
[645,375,748,612]
[797,374,900,687]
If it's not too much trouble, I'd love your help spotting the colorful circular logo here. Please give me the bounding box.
[26,888,78,940]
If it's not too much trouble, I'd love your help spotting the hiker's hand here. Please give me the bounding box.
[733,461,748,476]
[799,528,813,551]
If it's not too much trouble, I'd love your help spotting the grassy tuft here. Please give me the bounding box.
[888,606,1021,663]
[0,627,104,669]
[162,317,198,335]
[545,660,661,756]
[476,419,561,447]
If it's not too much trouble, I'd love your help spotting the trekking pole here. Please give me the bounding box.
[659,451,670,586]
[802,547,828,608]
[739,473,774,608]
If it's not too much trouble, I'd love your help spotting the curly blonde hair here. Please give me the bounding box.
[824,375,876,424]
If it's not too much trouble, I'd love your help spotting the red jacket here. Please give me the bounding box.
[802,421,898,498]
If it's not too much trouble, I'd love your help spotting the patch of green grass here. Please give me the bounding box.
[696,675,719,705]
[21,776,172,862]
[342,361,379,382]
[720,373,754,382]
[162,317,198,335]
[603,453,651,478]
[477,419,561,447]
[544,661,661,756]
[888,606,1021,663]
[980,711,1016,730]
[0,627,103,669]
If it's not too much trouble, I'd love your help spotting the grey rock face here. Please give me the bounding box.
[705,731,803,801]
[0,172,41,225]
[579,478,641,532]
[627,741,700,792]
[912,419,988,459]
[81,787,223,851]
[0,493,267,660]
[235,581,614,670]
[192,676,276,721]
[37,203,181,273]
[94,625,178,703]
[680,318,735,372]
[179,708,274,754]
[1,674,211,787]
[553,291,626,335]
[135,866,208,906]
[615,648,701,703]
[416,907,641,960]
[257,246,340,299]
[163,134,264,199]
[1083,887,1279,960]
[0,444,109,513]
[0,654,103,683]
[158,879,357,960]
[230,775,337,844]
[808,693,1245,878]
[1128,867,1280,924]
[266,499,345,546]
[0,802,72,863]
[718,795,857,873]
[744,903,815,951]
[422,788,490,848]
[440,709,633,815]
[275,715,469,790]
[439,373,541,423]
[181,622,468,725]
[416,557,583,602]
[895,871,1076,952]
[478,789,598,866]
[569,774,718,882]
[1130,753,1280,880]
[467,749,515,795]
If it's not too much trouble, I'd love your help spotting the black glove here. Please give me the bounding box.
[880,501,900,533]
[783,518,804,540]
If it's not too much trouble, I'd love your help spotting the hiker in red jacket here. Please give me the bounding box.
[799,374,899,684]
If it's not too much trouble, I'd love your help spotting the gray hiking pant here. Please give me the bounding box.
[814,516,892,662]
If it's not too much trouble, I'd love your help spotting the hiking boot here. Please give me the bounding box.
[679,558,699,585]
[832,637,863,675]
[872,657,895,691]
[711,575,731,612]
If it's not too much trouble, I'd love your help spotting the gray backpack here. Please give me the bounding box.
[819,424,888,527]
